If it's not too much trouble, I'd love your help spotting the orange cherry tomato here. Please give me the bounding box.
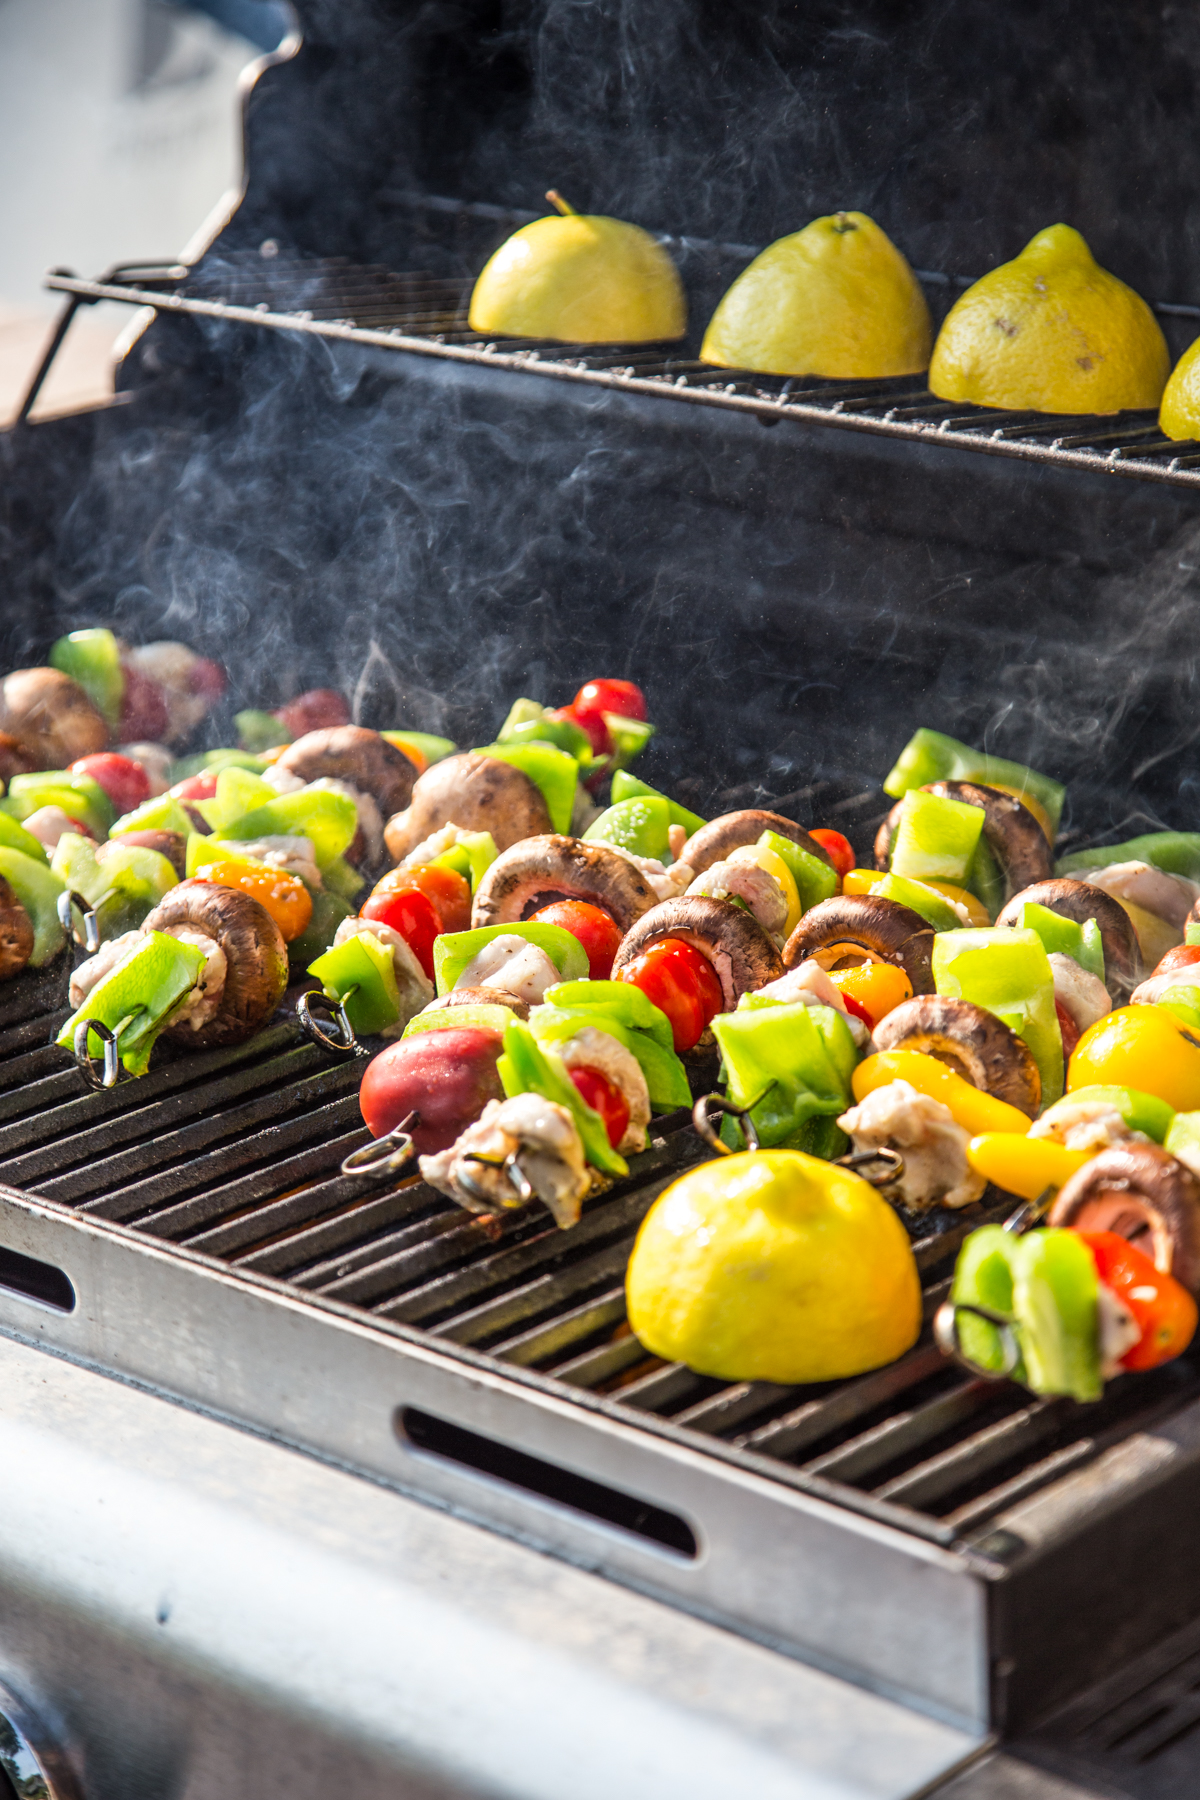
[826,961,913,1027]
[1077,1229,1199,1372]
[193,859,313,942]
[529,899,622,980]
[568,1064,630,1148]
[616,937,723,1053]
[374,863,471,935]
[360,886,441,980]
[809,828,855,879]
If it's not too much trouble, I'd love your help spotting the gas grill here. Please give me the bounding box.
[5,1,1200,1794]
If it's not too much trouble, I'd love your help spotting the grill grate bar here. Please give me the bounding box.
[870,1397,1065,1508]
[947,1439,1099,1533]
[552,1333,650,1390]
[738,1343,946,1459]
[671,1381,799,1435]
[492,1283,629,1367]
[0,1009,70,1065]
[230,1175,435,1276]
[432,1239,633,1349]
[800,1378,996,1484]
[616,1362,710,1413]
[147,1125,367,1243]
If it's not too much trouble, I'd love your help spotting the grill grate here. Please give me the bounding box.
[33,242,1200,488]
[1,947,1197,1557]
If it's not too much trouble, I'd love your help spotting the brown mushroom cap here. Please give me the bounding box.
[679,810,835,878]
[111,830,187,880]
[277,726,417,818]
[0,875,34,981]
[384,753,553,863]
[143,878,288,1048]
[0,669,108,769]
[611,894,784,1008]
[996,876,1141,1002]
[0,732,38,786]
[471,834,657,934]
[875,783,1050,897]
[783,895,936,994]
[423,986,531,1021]
[872,994,1042,1117]
[1050,1143,1200,1294]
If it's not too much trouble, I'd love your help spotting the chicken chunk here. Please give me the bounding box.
[420,1093,591,1228]
[838,1079,984,1211]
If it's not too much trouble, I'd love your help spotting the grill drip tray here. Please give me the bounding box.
[1,958,1199,1737]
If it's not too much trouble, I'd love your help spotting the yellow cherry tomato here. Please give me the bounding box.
[967,1132,1091,1202]
[826,961,912,1027]
[842,868,880,897]
[853,1048,1032,1136]
[1069,1004,1200,1112]
[194,857,313,943]
[726,843,802,939]
[918,879,992,926]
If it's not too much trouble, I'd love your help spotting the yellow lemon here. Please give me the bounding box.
[1159,336,1200,441]
[929,224,1168,415]
[625,1150,921,1384]
[700,211,931,379]
[468,191,685,345]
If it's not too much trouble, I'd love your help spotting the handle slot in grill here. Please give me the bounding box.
[397,1406,698,1558]
[0,1244,75,1313]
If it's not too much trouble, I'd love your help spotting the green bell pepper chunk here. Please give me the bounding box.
[890,788,985,886]
[213,787,357,868]
[473,743,578,836]
[194,766,277,832]
[1057,831,1200,884]
[603,714,655,772]
[403,1003,516,1039]
[235,710,292,752]
[285,888,352,968]
[950,1225,1027,1381]
[1166,1110,1200,1172]
[884,727,1065,838]
[583,796,671,864]
[1016,1228,1102,1403]
[871,872,963,932]
[1015,901,1105,982]
[498,1018,627,1177]
[933,926,1063,1106]
[610,770,706,838]
[0,813,47,864]
[381,731,458,766]
[1042,1084,1174,1144]
[50,627,123,728]
[52,833,176,940]
[756,830,839,914]
[110,794,195,840]
[429,830,497,891]
[1188,920,1200,948]
[497,699,594,763]
[308,932,400,1038]
[433,923,589,997]
[5,772,114,840]
[204,749,271,774]
[712,1001,855,1150]
[0,849,65,966]
[965,835,1004,918]
[1157,987,1200,1030]
[56,931,206,1077]
[320,855,365,902]
[531,985,691,1113]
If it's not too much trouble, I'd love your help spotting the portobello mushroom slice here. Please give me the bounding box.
[679,810,835,878]
[0,668,108,768]
[472,834,656,933]
[996,876,1141,1002]
[0,732,37,786]
[872,994,1042,1117]
[143,879,288,1048]
[116,830,187,880]
[611,894,783,1009]
[875,782,1051,896]
[277,726,417,820]
[783,895,935,995]
[1050,1143,1200,1295]
[384,753,552,862]
[0,875,34,981]
[422,986,532,1021]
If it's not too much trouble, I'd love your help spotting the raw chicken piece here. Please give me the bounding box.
[838,1079,984,1211]
[420,1093,591,1228]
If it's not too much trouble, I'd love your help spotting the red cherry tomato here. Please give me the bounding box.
[1055,997,1081,1061]
[529,899,623,980]
[568,1065,630,1149]
[1077,1229,1198,1372]
[839,990,874,1028]
[1153,944,1200,978]
[372,863,472,935]
[119,665,170,742]
[569,679,648,757]
[359,1028,504,1154]
[809,828,855,879]
[68,753,150,816]
[360,886,441,980]
[170,772,219,803]
[615,937,723,1053]
[275,689,350,737]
